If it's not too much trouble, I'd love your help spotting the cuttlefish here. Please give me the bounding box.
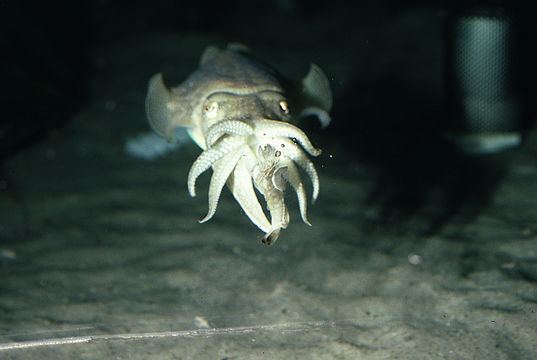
[145,43,332,244]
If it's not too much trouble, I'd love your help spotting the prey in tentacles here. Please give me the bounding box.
[145,43,332,245]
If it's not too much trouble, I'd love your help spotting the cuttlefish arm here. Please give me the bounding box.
[187,135,245,197]
[280,161,310,226]
[228,156,272,234]
[199,144,247,223]
[252,163,290,245]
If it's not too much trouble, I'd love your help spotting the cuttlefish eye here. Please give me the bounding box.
[204,101,219,118]
[279,100,290,114]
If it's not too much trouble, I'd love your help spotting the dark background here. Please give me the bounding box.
[2,0,534,157]
[1,0,535,234]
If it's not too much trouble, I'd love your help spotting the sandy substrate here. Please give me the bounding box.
[1,8,537,359]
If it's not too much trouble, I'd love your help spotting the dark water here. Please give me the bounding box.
[1,2,536,359]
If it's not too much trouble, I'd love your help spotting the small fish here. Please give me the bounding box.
[145,43,332,244]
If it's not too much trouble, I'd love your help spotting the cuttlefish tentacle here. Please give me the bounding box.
[228,157,272,233]
[264,136,320,202]
[200,144,247,223]
[263,195,289,245]
[253,164,290,245]
[206,120,254,148]
[188,136,245,197]
[288,147,320,202]
[272,166,287,191]
[280,161,311,226]
[255,119,322,156]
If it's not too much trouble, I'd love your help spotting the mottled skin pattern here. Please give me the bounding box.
[145,44,332,244]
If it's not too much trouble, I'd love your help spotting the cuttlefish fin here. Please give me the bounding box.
[145,73,176,142]
[299,64,333,128]
[146,73,203,146]
[227,42,251,54]
[200,43,250,67]
[199,46,220,66]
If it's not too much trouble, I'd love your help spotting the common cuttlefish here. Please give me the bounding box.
[145,43,332,245]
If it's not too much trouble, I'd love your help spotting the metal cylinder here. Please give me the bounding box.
[445,7,522,154]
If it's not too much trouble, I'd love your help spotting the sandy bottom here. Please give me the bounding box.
[1,14,537,360]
